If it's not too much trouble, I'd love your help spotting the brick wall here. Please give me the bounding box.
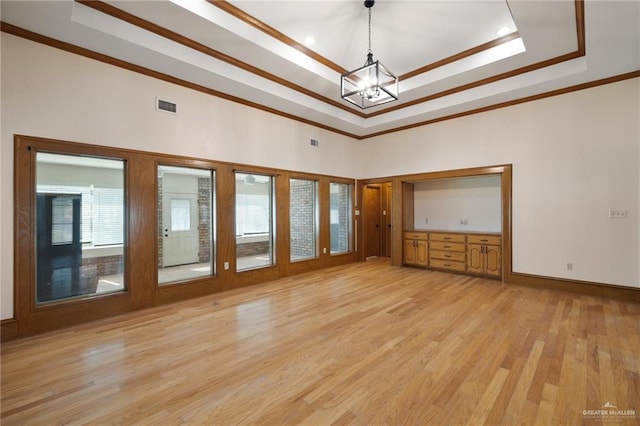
[198,177,212,263]
[290,179,316,259]
[157,176,164,268]
[82,255,123,276]
[330,183,351,253]
[236,240,270,257]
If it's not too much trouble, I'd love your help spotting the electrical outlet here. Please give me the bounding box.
[566,262,573,271]
[224,262,229,270]
[425,218,428,224]
[608,209,628,219]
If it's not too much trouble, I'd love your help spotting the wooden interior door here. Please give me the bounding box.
[363,185,381,258]
[382,183,392,257]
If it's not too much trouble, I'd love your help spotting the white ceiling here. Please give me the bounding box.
[2,0,639,138]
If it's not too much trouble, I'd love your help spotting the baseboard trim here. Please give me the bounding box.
[1,318,18,342]
[507,272,640,302]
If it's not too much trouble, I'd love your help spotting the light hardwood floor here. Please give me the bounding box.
[2,259,639,425]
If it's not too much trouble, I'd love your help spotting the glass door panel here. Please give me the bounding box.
[36,153,125,303]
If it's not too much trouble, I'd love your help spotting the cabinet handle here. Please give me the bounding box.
[444,237,450,240]
[444,254,451,258]
[480,239,488,242]
[444,245,450,248]
[444,263,451,267]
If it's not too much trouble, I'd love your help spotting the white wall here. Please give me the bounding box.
[2,33,639,320]
[0,34,359,319]
[359,78,640,288]
[413,175,502,232]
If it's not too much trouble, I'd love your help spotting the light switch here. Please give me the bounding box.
[608,209,628,219]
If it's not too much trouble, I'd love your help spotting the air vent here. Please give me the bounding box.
[310,138,319,147]
[156,98,177,114]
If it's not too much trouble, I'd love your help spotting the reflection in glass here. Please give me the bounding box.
[236,173,274,271]
[290,179,318,261]
[158,165,214,285]
[36,153,125,303]
[330,182,353,254]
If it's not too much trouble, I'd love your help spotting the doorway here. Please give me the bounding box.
[363,183,392,258]
[161,173,200,267]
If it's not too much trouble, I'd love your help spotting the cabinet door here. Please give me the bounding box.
[416,240,429,266]
[484,245,502,278]
[467,244,484,274]
[403,239,416,265]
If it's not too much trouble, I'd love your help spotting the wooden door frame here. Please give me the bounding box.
[357,165,512,282]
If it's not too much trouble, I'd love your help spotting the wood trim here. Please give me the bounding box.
[399,32,522,81]
[2,0,635,141]
[501,164,513,286]
[507,272,640,303]
[359,71,640,139]
[367,51,585,118]
[91,0,585,121]
[361,165,512,275]
[211,0,523,84]
[390,164,512,183]
[10,135,358,340]
[0,22,361,140]
[74,1,363,118]
[1,319,18,342]
[208,0,346,75]
[362,163,640,302]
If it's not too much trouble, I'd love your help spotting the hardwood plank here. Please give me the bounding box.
[2,259,639,424]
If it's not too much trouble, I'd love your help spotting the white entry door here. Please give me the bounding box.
[162,173,199,267]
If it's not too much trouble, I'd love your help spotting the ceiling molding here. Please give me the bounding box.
[398,31,522,81]
[72,0,586,120]
[2,0,636,141]
[0,21,361,139]
[367,0,586,118]
[360,70,640,140]
[75,0,365,118]
[208,0,346,75]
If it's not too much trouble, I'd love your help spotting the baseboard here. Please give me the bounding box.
[1,318,18,342]
[507,272,640,302]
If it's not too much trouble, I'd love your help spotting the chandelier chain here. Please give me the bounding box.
[368,7,372,54]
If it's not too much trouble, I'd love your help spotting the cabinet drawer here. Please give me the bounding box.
[430,258,466,272]
[429,233,466,243]
[403,232,428,240]
[468,235,501,246]
[430,250,466,262]
[430,241,466,252]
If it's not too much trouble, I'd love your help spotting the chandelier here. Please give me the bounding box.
[341,0,398,109]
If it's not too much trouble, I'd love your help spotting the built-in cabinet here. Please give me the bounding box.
[429,232,467,273]
[403,230,502,279]
[467,235,502,278]
[403,232,429,267]
[400,175,504,280]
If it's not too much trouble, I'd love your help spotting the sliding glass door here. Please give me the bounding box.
[35,153,125,303]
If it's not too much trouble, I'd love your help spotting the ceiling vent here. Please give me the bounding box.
[310,138,319,147]
[156,98,177,114]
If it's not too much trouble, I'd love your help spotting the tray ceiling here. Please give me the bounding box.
[1,0,639,138]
